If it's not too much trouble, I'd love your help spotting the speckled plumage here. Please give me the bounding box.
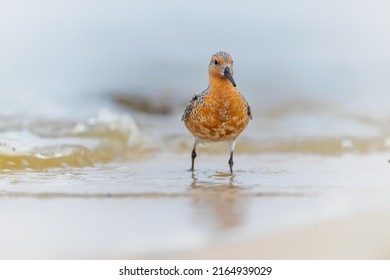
[182,51,252,173]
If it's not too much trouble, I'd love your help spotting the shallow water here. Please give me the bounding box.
[1,154,390,258]
[1,0,390,258]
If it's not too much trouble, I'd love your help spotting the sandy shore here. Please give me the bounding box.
[175,210,390,259]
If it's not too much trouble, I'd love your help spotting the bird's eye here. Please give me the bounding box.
[214,59,219,65]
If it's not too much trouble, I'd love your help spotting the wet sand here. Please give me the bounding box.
[177,210,390,259]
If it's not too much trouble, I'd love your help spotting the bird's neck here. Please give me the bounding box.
[209,76,236,94]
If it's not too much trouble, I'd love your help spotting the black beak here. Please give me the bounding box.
[223,66,236,87]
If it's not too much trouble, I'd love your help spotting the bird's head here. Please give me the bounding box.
[208,51,236,87]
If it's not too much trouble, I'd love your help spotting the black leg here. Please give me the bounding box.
[191,147,197,171]
[228,151,234,174]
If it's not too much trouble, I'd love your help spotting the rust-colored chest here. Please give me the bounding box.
[185,87,250,141]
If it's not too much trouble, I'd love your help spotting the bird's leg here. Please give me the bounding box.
[190,138,199,171]
[191,148,197,171]
[228,140,236,174]
[228,151,234,174]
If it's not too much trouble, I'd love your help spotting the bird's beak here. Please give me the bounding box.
[223,66,236,87]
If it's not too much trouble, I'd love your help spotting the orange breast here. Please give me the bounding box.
[185,87,250,142]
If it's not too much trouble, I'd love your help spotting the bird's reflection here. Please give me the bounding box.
[190,171,247,230]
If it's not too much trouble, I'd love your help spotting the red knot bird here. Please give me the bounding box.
[182,51,252,173]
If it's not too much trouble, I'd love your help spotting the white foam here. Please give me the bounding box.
[0,109,150,164]
[71,108,149,147]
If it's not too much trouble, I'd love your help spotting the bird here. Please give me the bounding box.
[182,51,252,173]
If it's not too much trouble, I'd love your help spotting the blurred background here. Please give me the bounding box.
[1,0,390,259]
[1,0,390,117]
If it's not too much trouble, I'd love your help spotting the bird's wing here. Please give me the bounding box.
[181,89,208,122]
[181,99,194,122]
[238,91,252,120]
[247,104,253,120]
